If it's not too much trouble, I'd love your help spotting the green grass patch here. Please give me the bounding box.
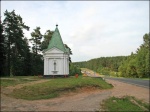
[11,76,113,100]
[131,96,150,110]
[0,77,39,87]
[101,96,150,111]
[126,77,150,80]
[139,78,149,80]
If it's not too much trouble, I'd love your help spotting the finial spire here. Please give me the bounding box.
[56,24,58,27]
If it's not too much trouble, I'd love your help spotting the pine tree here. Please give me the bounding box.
[41,30,53,51]
[29,27,44,75]
[2,10,29,76]
[30,27,42,55]
[0,18,6,76]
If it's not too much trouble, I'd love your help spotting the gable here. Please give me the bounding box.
[45,47,64,54]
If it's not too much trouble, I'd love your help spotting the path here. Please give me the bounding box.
[1,79,49,95]
[104,76,149,89]
[82,69,149,88]
[1,78,149,111]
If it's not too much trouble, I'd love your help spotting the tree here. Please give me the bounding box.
[118,33,150,78]
[74,56,127,76]
[21,38,32,76]
[126,56,137,77]
[2,10,29,76]
[64,44,72,63]
[41,30,54,51]
[143,33,150,77]
[69,63,81,76]
[29,27,43,75]
[135,33,150,78]
[30,27,42,55]
[0,18,6,76]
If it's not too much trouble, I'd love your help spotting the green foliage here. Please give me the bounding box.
[64,44,73,62]
[69,63,82,76]
[74,56,127,76]
[0,19,6,76]
[30,27,42,55]
[119,33,150,78]
[26,27,44,76]
[101,96,149,111]
[1,10,72,77]
[1,10,45,77]
[10,76,112,100]
[74,33,149,78]
[40,30,54,51]
[30,54,44,75]
[2,10,30,76]
[0,77,39,87]
[1,10,148,78]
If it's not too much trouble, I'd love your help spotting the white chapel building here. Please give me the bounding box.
[43,25,70,77]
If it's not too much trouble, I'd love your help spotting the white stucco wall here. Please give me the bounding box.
[43,47,69,75]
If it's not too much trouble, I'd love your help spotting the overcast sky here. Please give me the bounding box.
[1,1,149,62]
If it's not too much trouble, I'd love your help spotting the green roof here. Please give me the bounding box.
[46,25,68,53]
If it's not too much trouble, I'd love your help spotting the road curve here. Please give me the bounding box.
[82,70,149,89]
[104,76,149,89]
[83,70,150,89]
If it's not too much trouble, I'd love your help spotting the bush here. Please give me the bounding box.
[69,63,82,76]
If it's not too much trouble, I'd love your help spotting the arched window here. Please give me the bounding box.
[54,61,56,71]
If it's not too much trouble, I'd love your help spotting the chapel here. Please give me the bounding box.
[43,25,70,77]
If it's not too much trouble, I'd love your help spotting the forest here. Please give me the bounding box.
[0,10,81,77]
[0,10,149,78]
[74,33,149,78]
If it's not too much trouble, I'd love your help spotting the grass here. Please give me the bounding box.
[10,76,113,100]
[137,78,150,80]
[101,96,150,111]
[132,96,150,110]
[123,77,150,80]
[0,76,40,87]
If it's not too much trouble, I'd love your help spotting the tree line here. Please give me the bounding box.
[74,33,149,78]
[0,10,80,77]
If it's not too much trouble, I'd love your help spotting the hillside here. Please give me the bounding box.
[73,33,150,78]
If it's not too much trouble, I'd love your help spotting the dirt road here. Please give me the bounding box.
[1,79,149,111]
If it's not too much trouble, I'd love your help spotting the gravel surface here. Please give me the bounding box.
[1,79,149,111]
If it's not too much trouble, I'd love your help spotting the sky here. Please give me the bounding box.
[1,1,149,62]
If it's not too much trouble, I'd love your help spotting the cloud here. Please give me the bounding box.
[1,1,149,62]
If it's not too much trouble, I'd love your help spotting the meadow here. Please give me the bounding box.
[1,76,113,100]
[101,96,149,111]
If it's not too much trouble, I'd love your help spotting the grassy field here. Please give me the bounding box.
[101,96,149,111]
[0,76,40,87]
[8,76,113,100]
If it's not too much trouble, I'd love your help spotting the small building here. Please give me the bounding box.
[43,25,70,77]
